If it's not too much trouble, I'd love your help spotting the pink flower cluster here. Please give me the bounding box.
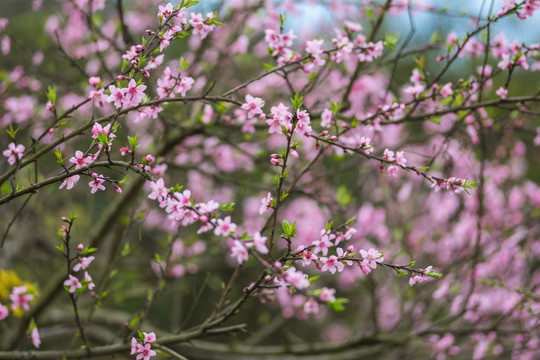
[156,66,194,99]
[2,142,24,165]
[106,79,147,109]
[189,12,216,40]
[265,28,300,66]
[330,24,383,64]
[266,103,312,136]
[409,266,434,286]
[130,332,157,360]
[303,39,326,73]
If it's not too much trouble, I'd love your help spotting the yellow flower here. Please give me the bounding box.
[0,270,38,317]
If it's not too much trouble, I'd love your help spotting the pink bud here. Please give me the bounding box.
[270,153,281,159]
[199,215,208,223]
[347,245,354,253]
[259,113,266,120]
[61,217,69,222]
[91,173,99,178]
[116,75,126,81]
[114,185,122,194]
[142,70,150,78]
[131,59,138,66]
[264,275,272,281]
[329,135,337,141]
[273,261,282,269]
[145,30,154,35]
[290,150,299,158]
[321,130,329,136]
[135,45,144,52]
[48,128,54,134]
[145,155,155,164]
[270,158,280,166]
[77,243,84,252]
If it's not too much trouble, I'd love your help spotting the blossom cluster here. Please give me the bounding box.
[130,332,157,360]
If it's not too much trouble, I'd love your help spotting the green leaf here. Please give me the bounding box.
[346,216,356,224]
[383,31,400,50]
[308,275,320,283]
[329,99,342,114]
[336,185,352,206]
[55,147,65,165]
[279,13,287,28]
[405,260,416,266]
[325,221,333,231]
[46,86,57,104]
[5,124,20,139]
[291,92,303,110]
[97,132,109,147]
[179,57,190,72]
[427,270,444,279]
[81,247,98,255]
[429,116,441,125]
[282,220,291,236]
[218,202,235,211]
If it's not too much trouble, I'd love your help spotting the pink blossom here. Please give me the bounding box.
[144,55,164,71]
[383,148,395,161]
[148,178,169,205]
[395,151,407,166]
[89,173,106,194]
[89,76,100,88]
[300,249,318,266]
[176,76,194,97]
[259,192,273,215]
[158,3,174,19]
[295,110,312,135]
[0,303,8,320]
[312,235,333,256]
[306,39,324,56]
[136,343,156,360]
[70,151,92,169]
[84,272,95,290]
[230,240,249,264]
[10,286,33,311]
[63,274,82,293]
[214,216,237,236]
[73,256,95,272]
[3,142,25,165]
[143,332,156,344]
[125,79,147,107]
[106,85,128,109]
[251,232,268,254]
[130,338,139,355]
[283,267,309,290]
[496,86,508,99]
[409,266,433,286]
[321,108,333,128]
[189,13,215,39]
[303,298,319,314]
[359,248,384,269]
[59,175,80,190]
[319,287,336,302]
[344,20,363,32]
[241,95,265,118]
[31,327,40,348]
[91,122,115,140]
[320,255,344,274]
[388,165,399,177]
[440,82,454,98]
